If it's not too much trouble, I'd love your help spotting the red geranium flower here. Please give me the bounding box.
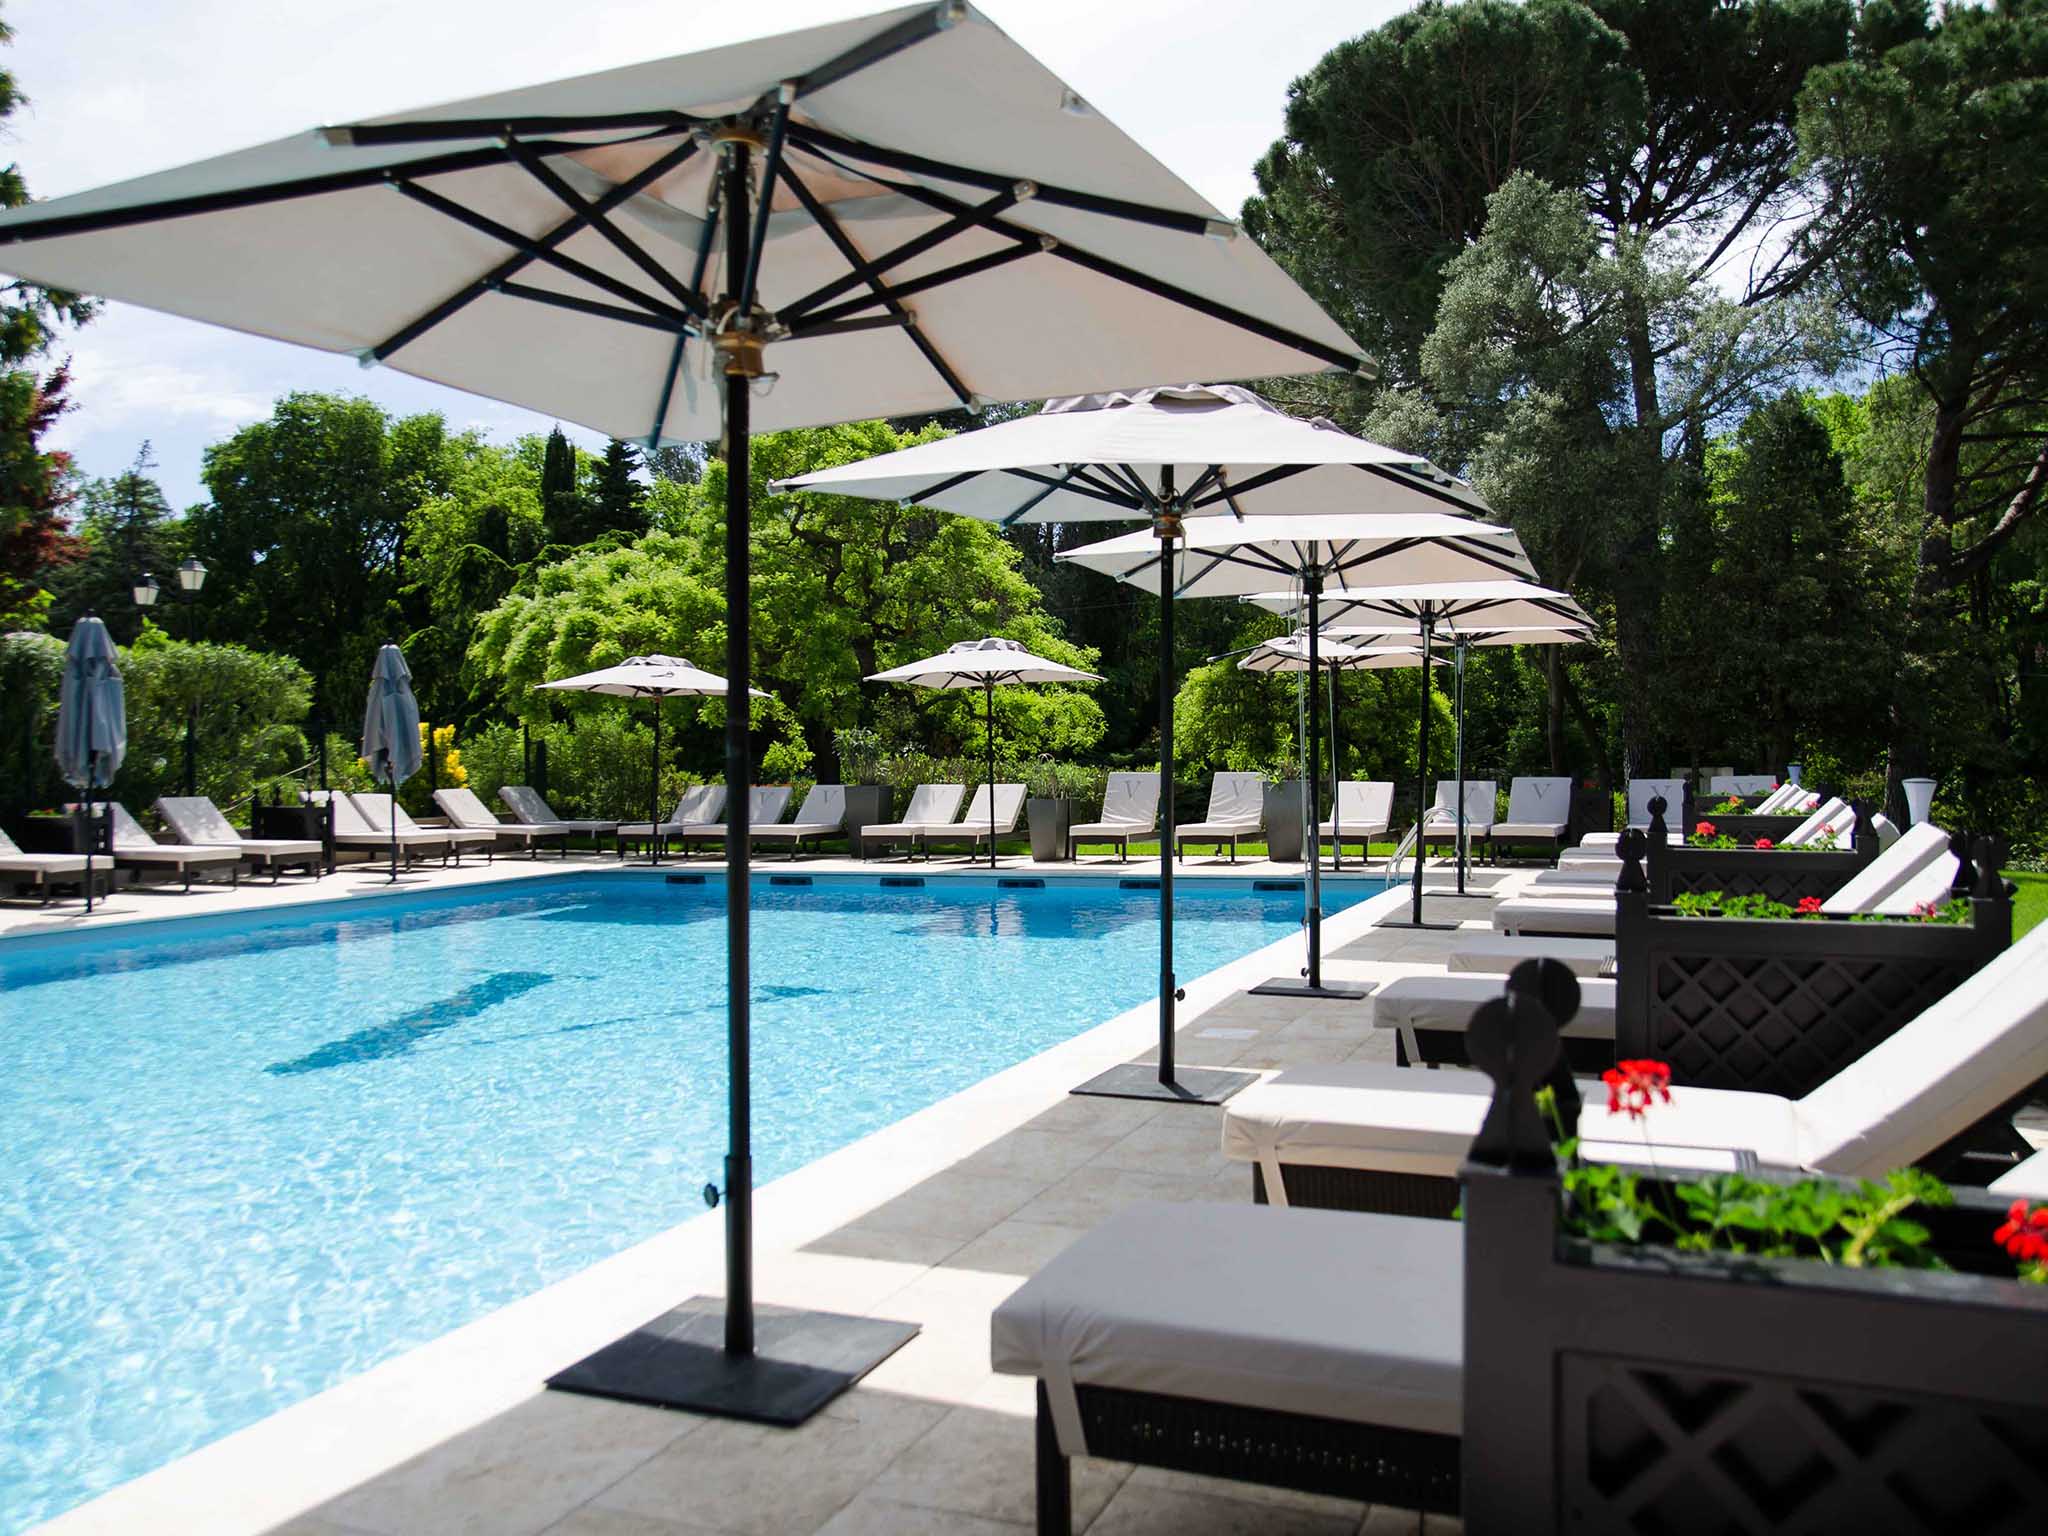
[1995,1201,2048,1263]
[1797,896,1823,915]
[1754,838,1775,850]
[1602,1059,1673,1120]
[1695,821,1715,838]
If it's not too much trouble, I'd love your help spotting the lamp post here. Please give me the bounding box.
[133,557,208,795]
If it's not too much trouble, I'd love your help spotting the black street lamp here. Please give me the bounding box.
[133,558,209,794]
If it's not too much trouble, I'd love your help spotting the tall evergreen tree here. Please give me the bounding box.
[538,425,593,547]
[46,441,183,640]
[592,438,649,538]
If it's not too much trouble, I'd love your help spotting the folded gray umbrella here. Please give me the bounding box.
[361,644,424,882]
[56,616,126,913]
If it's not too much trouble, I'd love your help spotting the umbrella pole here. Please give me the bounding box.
[650,697,661,868]
[986,678,996,870]
[1157,506,1177,1086]
[1304,577,1323,989]
[1454,640,1468,895]
[1410,618,1434,924]
[1328,661,1341,873]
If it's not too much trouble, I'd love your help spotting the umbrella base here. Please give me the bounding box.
[548,1300,918,1427]
[1069,1063,1257,1105]
[1374,918,1464,932]
[1247,978,1373,1000]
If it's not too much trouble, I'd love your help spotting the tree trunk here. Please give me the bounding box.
[1613,295,1669,778]
[1545,644,1565,773]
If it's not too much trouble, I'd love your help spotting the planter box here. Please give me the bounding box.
[254,801,335,872]
[1643,801,1875,904]
[1262,780,1304,862]
[840,784,893,850]
[1459,993,2048,1535]
[1026,797,1070,862]
[1692,811,1808,844]
[1613,883,2011,1096]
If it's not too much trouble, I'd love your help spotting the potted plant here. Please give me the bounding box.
[1024,759,1084,863]
[830,726,893,842]
[1645,796,1875,903]
[1459,988,2048,1533]
[1262,753,1306,863]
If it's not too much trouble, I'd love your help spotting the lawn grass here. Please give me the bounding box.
[2009,870,2047,939]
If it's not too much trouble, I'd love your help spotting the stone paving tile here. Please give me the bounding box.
[542,1506,735,1535]
[939,1217,1093,1277]
[828,1168,1046,1245]
[1087,1483,1361,1535]
[1007,1161,1224,1229]
[810,1493,1029,1533]
[1126,1466,1373,1521]
[869,1405,1127,1528]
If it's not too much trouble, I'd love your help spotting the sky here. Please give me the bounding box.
[3,0,1409,509]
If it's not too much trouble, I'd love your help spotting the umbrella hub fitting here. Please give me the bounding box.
[1152,509,1185,541]
[709,298,775,378]
[708,118,770,152]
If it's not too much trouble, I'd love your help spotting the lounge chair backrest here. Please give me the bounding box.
[748,786,792,825]
[671,784,725,825]
[1429,779,1496,827]
[1335,780,1394,825]
[788,783,846,828]
[1202,772,1265,826]
[1096,771,1161,829]
[157,796,240,845]
[0,826,20,856]
[1626,778,1687,828]
[1784,796,1851,847]
[1820,821,1953,915]
[318,791,376,836]
[499,785,555,824]
[1708,774,1778,796]
[1751,782,1797,813]
[105,802,159,850]
[434,787,498,828]
[1799,921,2048,1176]
[956,782,1026,832]
[348,793,405,834]
[900,783,965,824]
[1503,777,1570,824]
[1872,853,1963,915]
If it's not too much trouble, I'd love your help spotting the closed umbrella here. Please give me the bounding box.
[536,655,767,866]
[866,638,1102,867]
[0,8,1376,1411]
[360,644,424,883]
[1058,513,1533,998]
[1248,582,1594,924]
[781,386,1508,1096]
[55,617,126,913]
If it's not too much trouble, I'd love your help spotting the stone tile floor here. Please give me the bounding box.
[243,891,1498,1536]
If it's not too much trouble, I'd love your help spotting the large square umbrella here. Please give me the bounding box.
[537,655,768,866]
[780,386,1514,1095]
[865,638,1101,867]
[0,8,1369,1419]
[55,616,127,913]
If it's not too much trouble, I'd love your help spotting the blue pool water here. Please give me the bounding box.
[0,871,1375,1531]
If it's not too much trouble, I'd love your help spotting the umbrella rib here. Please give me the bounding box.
[644,335,690,448]
[777,186,1022,324]
[1355,461,1484,513]
[1188,461,1313,507]
[791,242,1039,331]
[789,2,969,102]
[773,160,974,406]
[739,94,793,312]
[503,138,706,316]
[1069,465,1142,503]
[496,279,687,335]
[999,465,1138,511]
[372,137,700,364]
[330,112,700,149]
[1103,463,1162,509]
[642,163,726,446]
[391,179,698,331]
[1000,467,1079,525]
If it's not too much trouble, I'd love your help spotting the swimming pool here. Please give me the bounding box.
[0,870,1376,1531]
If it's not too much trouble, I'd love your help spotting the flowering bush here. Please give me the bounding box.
[1796,896,1824,916]
[1754,837,1775,850]
[1695,820,1715,838]
[1994,1201,2048,1283]
[1602,1059,1672,1119]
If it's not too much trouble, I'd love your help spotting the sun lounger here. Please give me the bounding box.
[1574,777,1688,848]
[156,796,323,880]
[749,783,847,859]
[354,793,496,863]
[676,785,792,855]
[434,786,572,858]
[856,783,965,859]
[1446,934,1613,976]
[1753,781,1817,814]
[1174,771,1264,862]
[0,826,93,905]
[1416,779,1496,849]
[617,785,725,857]
[1708,773,1779,796]
[1481,776,1570,862]
[1066,771,1159,861]
[1223,921,2048,1210]
[100,802,242,890]
[921,782,1025,857]
[1376,973,1617,1069]
[993,1200,1463,1533]
[1316,779,1392,853]
[500,785,618,850]
[314,791,456,867]
[1989,1149,2048,1199]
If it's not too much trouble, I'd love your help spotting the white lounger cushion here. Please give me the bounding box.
[1988,1150,2048,1200]
[752,784,846,836]
[104,803,241,863]
[355,794,497,847]
[1421,779,1496,833]
[1181,772,1264,833]
[864,783,966,837]
[499,786,615,832]
[1224,922,2048,1186]
[156,797,322,857]
[1820,821,1951,914]
[1320,779,1393,834]
[1072,771,1159,836]
[0,827,88,875]
[990,1200,1463,1453]
[936,783,1025,838]
[686,785,792,831]
[1447,935,1613,976]
[1492,896,1615,936]
[1531,865,1616,886]
[620,786,726,835]
[1375,974,1616,1037]
[1492,777,1571,838]
[1709,775,1778,795]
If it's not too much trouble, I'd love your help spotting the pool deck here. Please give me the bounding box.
[17,845,1507,1536]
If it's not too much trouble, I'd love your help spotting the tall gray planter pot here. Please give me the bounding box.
[841,785,893,852]
[1027,797,1071,862]
[1263,780,1305,862]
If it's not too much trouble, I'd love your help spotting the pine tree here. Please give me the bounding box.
[593,438,649,537]
[539,425,594,547]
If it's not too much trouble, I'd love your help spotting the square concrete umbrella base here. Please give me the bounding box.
[548,1300,918,1427]
[1248,978,1374,1000]
[1069,1063,1258,1105]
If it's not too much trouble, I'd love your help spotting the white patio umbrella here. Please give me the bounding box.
[1247,582,1594,924]
[1058,513,1534,996]
[0,8,1372,1411]
[781,386,1509,1089]
[865,637,1101,867]
[361,644,425,883]
[536,655,766,866]
[55,617,126,913]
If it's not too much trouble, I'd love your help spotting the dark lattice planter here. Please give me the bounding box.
[1692,811,1808,844]
[1613,836,2012,1098]
[1457,981,2048,1535]
[1643,800,1876,904]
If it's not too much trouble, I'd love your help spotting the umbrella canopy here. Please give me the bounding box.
[781,383,1480,519]
[56,616,126,914]
[1237,636,1443,672]
[1250,580,1594,630]
[538,655,764,866]
[867,635,1101,687]
[0,4,1371,1405]
[1052,512,1532,597]
[866,638,1101,867]
[1323,623,1592,647]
